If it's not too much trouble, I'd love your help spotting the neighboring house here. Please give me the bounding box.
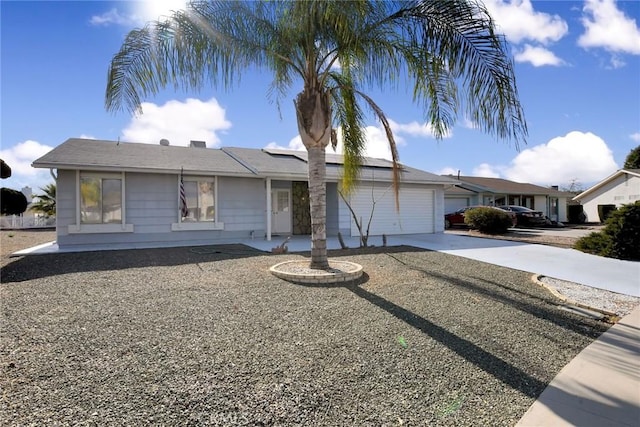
[572,169,640,223]
[443,175,572,223]
[32,138,458,251]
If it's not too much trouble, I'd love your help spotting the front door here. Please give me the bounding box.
[271,189,291,234]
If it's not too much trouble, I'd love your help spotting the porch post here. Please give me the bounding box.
[266,177,272,241]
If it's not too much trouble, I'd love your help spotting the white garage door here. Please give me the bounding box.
[349,184,434,236]
[445,197,469,214]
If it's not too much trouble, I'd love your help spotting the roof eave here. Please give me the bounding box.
[573,169,633,201]
[32,163,258,178]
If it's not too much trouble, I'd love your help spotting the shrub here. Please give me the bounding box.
[464,207,512,234]
[575,201,640,261]
[574,231,613,257]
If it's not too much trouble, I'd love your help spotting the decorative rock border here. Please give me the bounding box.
[531,274,620,323]
[270,259,363,284]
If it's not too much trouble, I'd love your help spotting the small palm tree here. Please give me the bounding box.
[30,183,56,217]
[105,0,527,269]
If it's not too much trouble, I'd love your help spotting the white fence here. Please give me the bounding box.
[0,215,56,229]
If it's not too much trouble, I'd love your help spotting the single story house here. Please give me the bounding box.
[32,138,458,251]
[443,175,572,223]
[572,169,640,222]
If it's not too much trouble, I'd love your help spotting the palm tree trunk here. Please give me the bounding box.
[295,87,331,269]
[307,145,329,269]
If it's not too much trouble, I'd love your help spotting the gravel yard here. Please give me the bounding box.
[1,231,610,426]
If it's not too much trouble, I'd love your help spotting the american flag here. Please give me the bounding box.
[179,168,189,218]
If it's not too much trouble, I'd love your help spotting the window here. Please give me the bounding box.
[69,171,132,234]
[181,178,215,222]
[173,175,223,231]
[80,174,122,224]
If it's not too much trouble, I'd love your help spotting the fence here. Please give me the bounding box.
[0,215,56,229]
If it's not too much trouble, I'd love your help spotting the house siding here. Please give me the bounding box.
[326,182,340,235]
[55,170,77,242]
[337,194,351,236]
[56,170,267,249]
[433,187,445,232]
[579,175,640,222]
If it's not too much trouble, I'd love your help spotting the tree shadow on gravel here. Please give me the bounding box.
[0,244,267,283]
[345,283,548,399]
[384,253,609,338]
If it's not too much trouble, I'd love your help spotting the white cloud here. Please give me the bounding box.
[473,163,502,178]
[79,134,96,140]
[0,140,55,191]
[265,136,305,151]
[121,98,232,147]
[461,117,479,130]
[89,8,138,27]
[578,0,640,55]
[514,44,566,67]
[630,132,640,142]
[475,131,618,186]
[483,0,568,45]
[388,119,449,139]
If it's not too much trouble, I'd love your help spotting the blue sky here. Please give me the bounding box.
[1,0,639,195]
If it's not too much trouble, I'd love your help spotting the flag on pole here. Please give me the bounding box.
[179,168,189,218]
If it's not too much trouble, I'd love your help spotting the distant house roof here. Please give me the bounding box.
[33,138,457,186]
[445,175,569,197]
[573,169,640,201]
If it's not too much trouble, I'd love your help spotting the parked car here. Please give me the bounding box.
[445,206,516,229]
[495,205,547,227]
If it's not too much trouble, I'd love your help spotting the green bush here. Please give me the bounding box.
[574,231,613,257]
[464,207,512,234]
[575,201,640,261]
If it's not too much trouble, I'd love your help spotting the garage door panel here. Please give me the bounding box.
[349,184,434,236]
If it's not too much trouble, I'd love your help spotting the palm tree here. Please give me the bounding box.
[30,183,56,217]
[105,0,527,269]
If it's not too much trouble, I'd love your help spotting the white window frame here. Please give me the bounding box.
[69,171,133,234]
[171,175,224,231]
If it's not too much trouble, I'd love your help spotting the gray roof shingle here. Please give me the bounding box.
[450,175,568,196]
[33,138,254,176]
[33,138,458,185]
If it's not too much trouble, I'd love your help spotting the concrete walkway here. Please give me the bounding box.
[516,305,640,426]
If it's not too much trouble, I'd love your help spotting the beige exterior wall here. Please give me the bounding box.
[579,174,640,222]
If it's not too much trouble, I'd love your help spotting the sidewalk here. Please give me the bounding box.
[516,305,640,426]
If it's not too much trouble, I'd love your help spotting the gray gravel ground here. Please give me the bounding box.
[1,245,609,426]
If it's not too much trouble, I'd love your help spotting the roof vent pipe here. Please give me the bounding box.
[159,139,170,146]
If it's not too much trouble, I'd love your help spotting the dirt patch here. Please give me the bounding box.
[0,229,56,267]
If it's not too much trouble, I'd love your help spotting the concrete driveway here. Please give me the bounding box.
[250,232,639,297]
